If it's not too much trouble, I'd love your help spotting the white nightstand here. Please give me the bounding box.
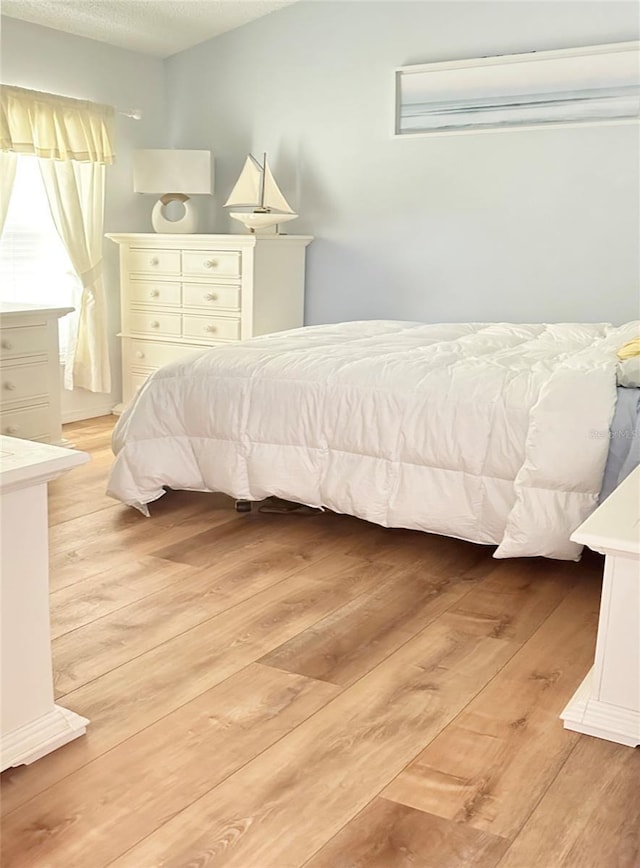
[0,303,72,444]
[1,436,90,769]
[561,466,640,747]
[107,233,313,413]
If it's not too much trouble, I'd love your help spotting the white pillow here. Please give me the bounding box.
[618,356,640,388]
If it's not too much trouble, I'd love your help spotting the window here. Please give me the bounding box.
[0,155,80,354]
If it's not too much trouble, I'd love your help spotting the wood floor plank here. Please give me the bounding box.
[305,798,508,868]
[49,496,241,590]
[51,549,314,693]
[106,622,518,868]
[51,546,373,694]
[259,564,479,686]
[0,557,386,813]
[151,508,374,568]
[342,522,494,572]
[437,558,584,642]
[253,511,494,577]
[49,556,194,638]
[382,571,603,839]
[51,487,238,552]
[0,665,339,868]
[47,416,125,523]
[260,557,575,690]
[48,447,118,523]
[198,547,383,602]
[497,738,640,868]
[61,415,115,438]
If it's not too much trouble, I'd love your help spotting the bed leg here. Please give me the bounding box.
[235,499,252,513]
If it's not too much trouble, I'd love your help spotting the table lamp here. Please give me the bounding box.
[133,149,213,233]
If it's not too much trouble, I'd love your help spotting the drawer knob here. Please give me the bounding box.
[149,289,160,298]
[206,325,218,334]
[1,340,12,350]
[6,425,19,434]
[135,351,145,359]
[3,381,16,391]
[206,293,219,302]
[150,320,160,329]
[204,259,219,269]
[150,257,160,266]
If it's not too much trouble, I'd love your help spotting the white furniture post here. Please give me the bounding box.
[561,466,640,747]
[0,436,90,770]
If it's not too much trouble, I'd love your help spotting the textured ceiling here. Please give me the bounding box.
[1,0,298,57]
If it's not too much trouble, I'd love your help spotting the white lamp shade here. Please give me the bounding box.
[133,149,213,195]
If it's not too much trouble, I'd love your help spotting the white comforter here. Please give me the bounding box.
[109,320,636,560]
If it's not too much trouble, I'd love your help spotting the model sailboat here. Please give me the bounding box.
[224,153,298,233]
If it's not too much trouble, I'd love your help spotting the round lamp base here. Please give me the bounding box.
[151,195,198,234]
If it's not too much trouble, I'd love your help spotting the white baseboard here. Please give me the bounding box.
[561,669,640,748]
[62,403,117,424]
[1,705,89,770]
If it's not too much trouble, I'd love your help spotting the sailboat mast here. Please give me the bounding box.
[259,152,267,209]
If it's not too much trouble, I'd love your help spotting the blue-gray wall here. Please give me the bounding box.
[166,0,640,325]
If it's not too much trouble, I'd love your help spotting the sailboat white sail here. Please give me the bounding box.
[225,153,298,232]
[261,163,295,214]
[224,155,263,209]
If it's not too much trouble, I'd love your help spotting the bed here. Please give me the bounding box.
[600,385,640,500]
[108,320,639,561]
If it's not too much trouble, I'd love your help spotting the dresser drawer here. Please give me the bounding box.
[127,312,182,338]
[183,316,240,342]
[125,340,204,369]
[128,249,181,275]
[1,404,50,439]
[182,283,240,312]
[128,281,181,307]
[1,362,49,404]
[126,370,152,401]
[0,326,48,360]
[182,250,241,278]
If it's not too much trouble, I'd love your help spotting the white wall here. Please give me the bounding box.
[0,16,167,420]
[166,0,640,325]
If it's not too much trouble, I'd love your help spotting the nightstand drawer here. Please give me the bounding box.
[0,325,48,360]
[183,316,240,342]
[127,312,182,337]
[182,283,240,311]
[129,249,181,275]
[182,250,241,278]
[128,281,181,307]
[1,404,50,439]
[125,340,204,369]
[1,362,48,404]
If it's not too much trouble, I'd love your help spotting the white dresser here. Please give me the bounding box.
[0,303,72,445]
[107,233,313,412]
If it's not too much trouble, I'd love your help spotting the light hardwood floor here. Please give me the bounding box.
[1,416,638,868]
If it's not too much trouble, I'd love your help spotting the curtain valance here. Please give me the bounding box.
[0,85,115,164]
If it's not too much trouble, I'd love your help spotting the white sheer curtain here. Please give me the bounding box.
[1,84,114,392]
[38,159,110,392]
[0,151,17,236]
